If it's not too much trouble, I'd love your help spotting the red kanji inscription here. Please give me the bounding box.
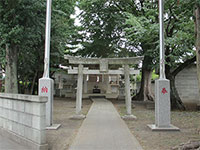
[41,86,48,93]
[162,88,167,94]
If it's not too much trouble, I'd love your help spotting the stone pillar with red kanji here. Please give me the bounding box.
[39,78,54,126]
[148,79,179,131]
[155,79,170,127]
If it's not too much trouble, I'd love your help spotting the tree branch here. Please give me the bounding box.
[114,3,125,12]
[166,5,178,37]
[172,56,196,76]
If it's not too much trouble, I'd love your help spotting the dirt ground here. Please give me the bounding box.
[46,98,92,150]
[113,100,200,150]
[47,98,199,150]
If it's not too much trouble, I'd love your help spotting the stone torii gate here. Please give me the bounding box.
[64,55,143,119]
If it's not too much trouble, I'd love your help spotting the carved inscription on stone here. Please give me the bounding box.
[100,59,108,73]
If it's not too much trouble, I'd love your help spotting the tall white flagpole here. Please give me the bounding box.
[159,0,165,79]
[43,0,52,78]
[147,0,179,131]
[39,0,60,129]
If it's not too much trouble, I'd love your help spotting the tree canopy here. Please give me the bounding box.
[0,0,199,108]
[71,0,197,109]
[0,0,77,94]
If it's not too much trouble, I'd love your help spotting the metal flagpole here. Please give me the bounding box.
[39,0,61,129]
[159,0,165,79]
[147,0,179,131]
[43,0,52,78]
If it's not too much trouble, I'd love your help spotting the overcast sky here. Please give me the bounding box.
[70,6,82,26]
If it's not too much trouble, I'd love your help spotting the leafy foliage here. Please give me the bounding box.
[0,0,77,93]
[125,0,195,72]
[75,0,136,57]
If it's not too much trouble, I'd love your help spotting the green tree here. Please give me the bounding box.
[75,0,135,57]
[125,1,159,101]
[126,0,195,109]
[0,0,45,93]
[0,0,76,94]
[74,0,195,109]
[164,0,195,109]
[195,1,200,107]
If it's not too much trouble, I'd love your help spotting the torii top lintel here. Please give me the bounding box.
[64,55,144,65]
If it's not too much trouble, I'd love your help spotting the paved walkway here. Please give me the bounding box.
[0,135,30,150]
[69,98,143,150]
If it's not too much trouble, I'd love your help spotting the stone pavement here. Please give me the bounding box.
[69,98,143,150]
[0,134,31,150]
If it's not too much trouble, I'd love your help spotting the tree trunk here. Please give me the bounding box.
[165,62,186,110]
[165,42,186,110]
[132,56,154,101]
[34,45,45,95]
[5,44,18,93]
[195,4,200,104]
[30,70,38,95]
[166,73,186,110]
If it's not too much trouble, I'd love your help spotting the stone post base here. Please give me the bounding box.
[147,124,180,131]
[122,114,137,120]
[70,114,86,120]
[46,124,61,130]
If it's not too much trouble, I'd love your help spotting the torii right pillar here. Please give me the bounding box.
[71,64,86,119]
[122,65,137,120]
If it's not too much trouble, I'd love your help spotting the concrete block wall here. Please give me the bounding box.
[175,64,200,103]
[135,64,200,105]
[0,93,48,150]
